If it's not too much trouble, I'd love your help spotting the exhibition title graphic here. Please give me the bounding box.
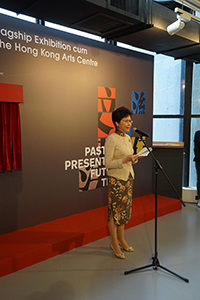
[65,145,107,189]
[0,28,99,66]
[65,86,116,192]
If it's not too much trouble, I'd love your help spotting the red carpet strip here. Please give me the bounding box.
[0,194,181,277]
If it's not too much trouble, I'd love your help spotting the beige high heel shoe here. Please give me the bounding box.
[110,244,125,259]
[118,240,134,252]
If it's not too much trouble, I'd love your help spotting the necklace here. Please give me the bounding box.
[116,129,125,136]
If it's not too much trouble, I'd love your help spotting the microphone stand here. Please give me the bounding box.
[124,135,189,283]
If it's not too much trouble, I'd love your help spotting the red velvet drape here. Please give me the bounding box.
[0,102,21,172]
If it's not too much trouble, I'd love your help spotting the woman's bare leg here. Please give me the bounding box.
[108,211,124,256]
[118,225,132,250]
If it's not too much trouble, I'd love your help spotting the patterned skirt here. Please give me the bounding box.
[108,174,133,226]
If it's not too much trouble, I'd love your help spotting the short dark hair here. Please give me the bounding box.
[112,106,132,129]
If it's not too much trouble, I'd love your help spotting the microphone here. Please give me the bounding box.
[133,127,149,137]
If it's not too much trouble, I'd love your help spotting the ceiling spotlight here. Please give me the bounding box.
[167,7,200,36]
[167,15,185,35]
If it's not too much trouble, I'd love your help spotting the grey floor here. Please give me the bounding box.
[0,203,200,300]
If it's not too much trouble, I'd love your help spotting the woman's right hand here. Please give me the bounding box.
[122,154,139,164]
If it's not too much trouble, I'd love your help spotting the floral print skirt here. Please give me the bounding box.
[108,174,133,226]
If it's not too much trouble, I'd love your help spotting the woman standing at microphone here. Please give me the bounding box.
[105,106,139,259]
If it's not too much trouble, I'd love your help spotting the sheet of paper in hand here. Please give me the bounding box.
[138,147,153,157]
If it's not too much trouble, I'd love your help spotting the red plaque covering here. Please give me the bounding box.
[0,82,24,103]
